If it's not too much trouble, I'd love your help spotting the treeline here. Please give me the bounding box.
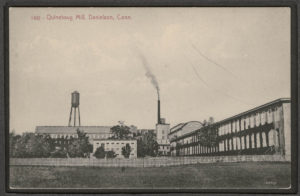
[9,129,93,158]
[10,124,160,159]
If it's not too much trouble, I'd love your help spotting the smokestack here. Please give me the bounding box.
[158,99,161,124]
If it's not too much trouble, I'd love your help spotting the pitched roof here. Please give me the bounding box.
[170,121,203,134]
[215,98,290,125]
[35,126,112,134]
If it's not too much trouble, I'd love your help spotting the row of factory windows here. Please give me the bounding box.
[174,129,279,156]
[159,145,170,150]
[95,147,135,151]
[218,129,279,152]
[218,107,281,136]
[95,142,135,145]
[50,133,112,139]
[177,146,218,156]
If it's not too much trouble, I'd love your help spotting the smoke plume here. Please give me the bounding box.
[139,54,160,99]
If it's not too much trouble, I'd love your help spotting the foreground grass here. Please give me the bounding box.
[10,162,290,189]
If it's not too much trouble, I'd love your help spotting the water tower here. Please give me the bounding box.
[68,91,81,126]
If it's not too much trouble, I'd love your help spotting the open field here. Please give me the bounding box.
[10,162,290,189]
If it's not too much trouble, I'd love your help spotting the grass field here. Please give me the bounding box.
[9,162,291,189]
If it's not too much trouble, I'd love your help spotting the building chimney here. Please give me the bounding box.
[158,99,161,124]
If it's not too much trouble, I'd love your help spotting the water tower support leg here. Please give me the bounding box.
[68,107,73,126]
[78,107,81,126]
[74,107,76,127]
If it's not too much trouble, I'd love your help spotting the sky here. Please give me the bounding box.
[9,7,291,134]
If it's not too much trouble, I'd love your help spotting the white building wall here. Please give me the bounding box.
[93,140,137,158]
[282,103,291,157]
[156,124,170,145]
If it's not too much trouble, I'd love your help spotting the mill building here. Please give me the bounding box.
[168,98,291,160]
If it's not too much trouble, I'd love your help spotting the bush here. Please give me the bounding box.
[122,144,131,158]
[94,146,106,159]
[50,149,68,158]
[106,150,117,159]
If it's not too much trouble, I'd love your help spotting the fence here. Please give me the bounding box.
[10,155,290,168]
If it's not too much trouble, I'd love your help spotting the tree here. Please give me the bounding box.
[27,134,54,157]
[106,150,117,158]
[11,132,54,158]
[198,125,218,147]
[137,132,158,157]
[50,148,68,158]
[122,143,131,158]
[9,131,21,157]
[110,125,132,139]
[137,138,145,157]
[94,146,106,159]
[67,129,93,158]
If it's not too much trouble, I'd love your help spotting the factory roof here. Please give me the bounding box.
[35,126,112,134]
[215,98,290,125]
[169,121,203,134]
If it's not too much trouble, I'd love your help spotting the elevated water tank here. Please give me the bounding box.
[71,91,80,107]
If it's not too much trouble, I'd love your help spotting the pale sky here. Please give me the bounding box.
[9,7,290,134]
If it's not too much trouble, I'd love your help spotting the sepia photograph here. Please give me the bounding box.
[7,6,294,191]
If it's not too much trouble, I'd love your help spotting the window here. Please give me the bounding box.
[250,115,255,128]
[262,132,267,147]
[232,122,236,133]
[267,109,273,123]
[236,120,240,132]
[236,137,240,150]
[256,133,261,148]
[233,137,236,150]
[241,136,245,149]
[246,135,250,149]
[241,118,244,130]
[229,139,232,150]
[245,116,250,129]
[255,113,260,126]
[251,134,255,148]
[261,111,266,125]
[268,129,279,147]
